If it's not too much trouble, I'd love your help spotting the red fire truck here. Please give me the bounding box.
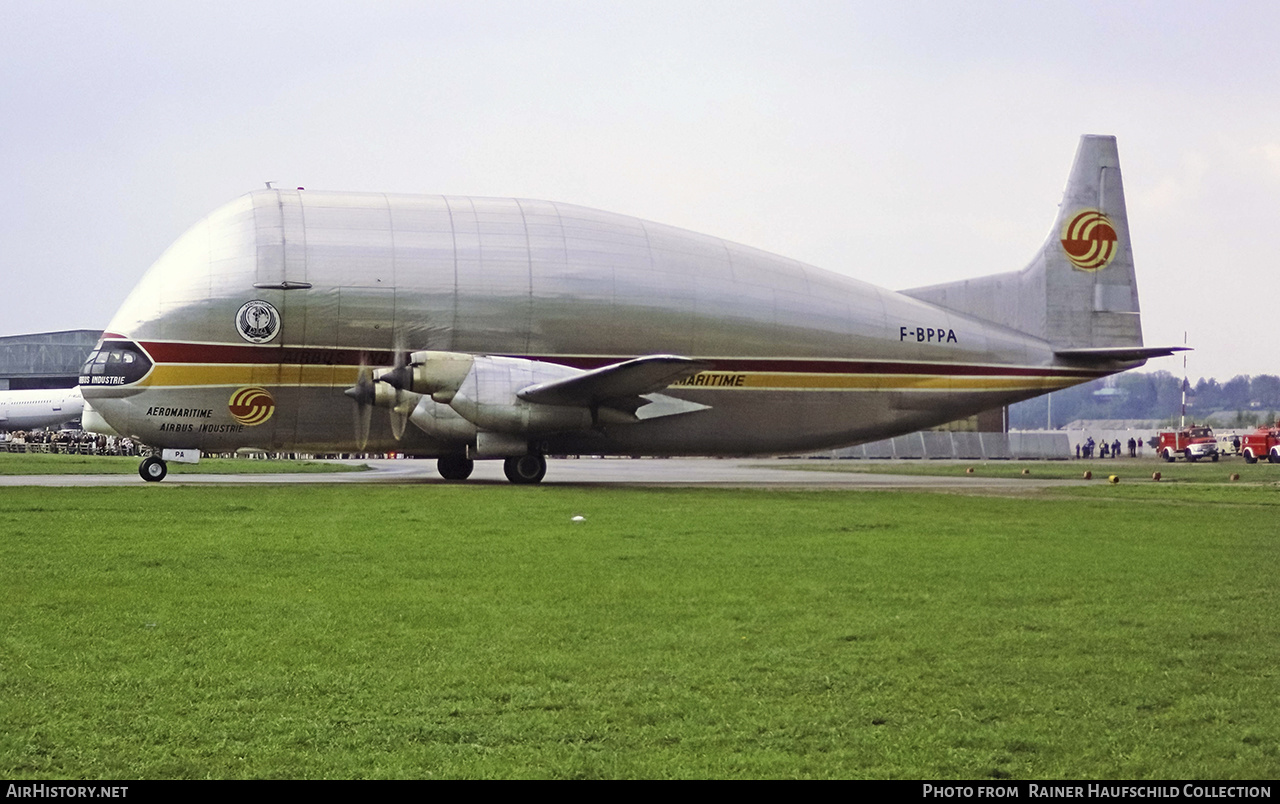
[1157,425,1219,462]
[1240,424,1280,464]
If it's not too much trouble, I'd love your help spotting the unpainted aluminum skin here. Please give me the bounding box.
[84,136,1148,458]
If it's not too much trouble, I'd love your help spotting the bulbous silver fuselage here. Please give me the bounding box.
[83,190,1101,456]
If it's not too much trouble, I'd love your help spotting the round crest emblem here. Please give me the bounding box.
[1060,209,1119,272]
[235,300,281,343]
[228,386,276,426]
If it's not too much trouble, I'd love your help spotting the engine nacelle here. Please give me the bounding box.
[407,395,477,442]
[382,351,651,439]
[448,356,592,435]
[383,351,475,403]
[369,374,404,410]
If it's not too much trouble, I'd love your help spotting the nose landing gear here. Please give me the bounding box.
[139,456,168,482]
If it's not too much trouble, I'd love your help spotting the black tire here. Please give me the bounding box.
[1164,449,1176,463]
[139,456,167,482]
[1244,451,1257,464]
[503,455,547,484]
[437,455,474,480]
[1211,454,1219,462]
[1185,450,1197,463]
[1270,451,1280,465]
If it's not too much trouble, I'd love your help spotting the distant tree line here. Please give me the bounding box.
[1010,371,1280,429]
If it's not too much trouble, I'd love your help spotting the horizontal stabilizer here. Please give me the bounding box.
[1053,346,1190,363]
[517,355,712,407]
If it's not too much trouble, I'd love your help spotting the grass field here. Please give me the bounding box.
[2,482,1277,779]
[781,457,1280,485]
[0,452,366,475]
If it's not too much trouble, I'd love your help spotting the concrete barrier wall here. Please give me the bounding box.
[982,432,1013,459]
[1009,431,1071,459]
[825,431,1070,460]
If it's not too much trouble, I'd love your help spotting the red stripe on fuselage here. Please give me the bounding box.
[137,341,371,367]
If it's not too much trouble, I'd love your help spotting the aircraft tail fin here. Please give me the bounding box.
[902,135,1143,353]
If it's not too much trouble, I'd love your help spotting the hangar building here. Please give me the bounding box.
[0,330,100,390]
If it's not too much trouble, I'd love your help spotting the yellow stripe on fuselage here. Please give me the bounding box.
[140,365,1081,393]
[141,364,362,387]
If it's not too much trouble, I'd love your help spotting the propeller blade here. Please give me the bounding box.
[355,399,373,451]
[390,405,407,440]
[387,331,412,441]
[344,362,375,451]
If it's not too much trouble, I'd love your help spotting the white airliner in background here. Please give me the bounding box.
[0,386,85,431]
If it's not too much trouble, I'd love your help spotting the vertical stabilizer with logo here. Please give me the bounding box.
[1044,135,1141,350]
[903,135,1147,355]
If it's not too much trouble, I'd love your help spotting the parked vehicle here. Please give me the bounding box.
[1240,424,1280,464]
[1156,425,1218,462]
[1217,434,1242,457]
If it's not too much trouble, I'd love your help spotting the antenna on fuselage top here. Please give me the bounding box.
[265,181,275,189]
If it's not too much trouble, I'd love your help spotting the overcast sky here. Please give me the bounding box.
[3,1,1277,380]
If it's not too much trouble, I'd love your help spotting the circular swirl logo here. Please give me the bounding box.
[235,300,281,343]
[1060,209,1118,272]
[228,386,275,426]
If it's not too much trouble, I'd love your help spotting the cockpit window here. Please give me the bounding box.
[80,341,153,386]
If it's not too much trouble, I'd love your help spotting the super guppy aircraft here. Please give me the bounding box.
[81,135,1180,482]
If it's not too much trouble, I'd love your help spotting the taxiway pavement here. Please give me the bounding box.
[0,457,1086,490]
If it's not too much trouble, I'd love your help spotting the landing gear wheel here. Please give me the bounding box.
[503,455,547,484]
[437,455,474,480]
[139,456,168,482]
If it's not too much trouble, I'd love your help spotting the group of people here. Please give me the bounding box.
[1077,436,1140,459]
[1,429,141,456]
[2,427,362,461]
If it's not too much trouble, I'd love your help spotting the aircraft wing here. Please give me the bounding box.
[517,355,712,407]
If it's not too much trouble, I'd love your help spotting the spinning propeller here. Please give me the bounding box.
[384,341,412,441]
[342,333,417,450]
[343,358,377,451]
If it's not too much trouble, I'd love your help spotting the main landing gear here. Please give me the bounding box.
[436,454,546,483]
[436,455,474,480]
[503,455,547,484]
[139,456,167,482]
